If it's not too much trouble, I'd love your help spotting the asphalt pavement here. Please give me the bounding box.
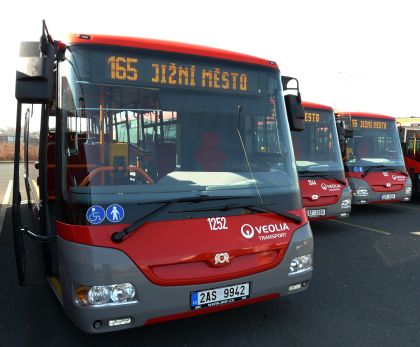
[0,162,419,346]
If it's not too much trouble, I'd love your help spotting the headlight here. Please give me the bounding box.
[110,283,136,303]
[289,254,313,275]
[88,286,111,305]
[405,187,412,194]
[75,283,136,306]
[353,188,368,196]
[341,199,351,208]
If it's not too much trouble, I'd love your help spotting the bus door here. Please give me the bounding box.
[23,108,42,219]
[13,22,56,285]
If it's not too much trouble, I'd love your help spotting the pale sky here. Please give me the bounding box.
[1,0,419,129]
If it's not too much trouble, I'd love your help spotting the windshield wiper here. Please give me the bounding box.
[173,203,302,224]
[361,165,407,177]
[111,195,251,243]
[298,170,347,185]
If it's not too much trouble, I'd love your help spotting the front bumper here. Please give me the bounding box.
[306,189,352,220]
[57,223,313,333]
[350,178,411,204]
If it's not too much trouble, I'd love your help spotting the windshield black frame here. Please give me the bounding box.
[57,44,302,224]
[292,107,345,181]
[343,117,405,170]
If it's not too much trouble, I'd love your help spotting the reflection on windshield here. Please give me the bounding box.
[292,109,344,175]
[344,118,404,167]
[60,80,298,200]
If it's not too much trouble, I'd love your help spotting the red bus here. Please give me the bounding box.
[398,119,420,196]
[335,111,412,204]
[13,23,312,333]
[292,102,351,219]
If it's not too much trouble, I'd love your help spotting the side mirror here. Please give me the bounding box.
[282,76,305,131]
[336,117,353,139]
[284,94,305,131]
[15,41,54,104]
[336,121,345,143]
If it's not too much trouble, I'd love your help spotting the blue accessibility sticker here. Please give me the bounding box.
[353,166,363,173]
[191,292,198,306]
[106,204,125,223]
[86,205,105,225]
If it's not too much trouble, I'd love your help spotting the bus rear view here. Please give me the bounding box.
[335,112,412,204]
[291,102,351,219]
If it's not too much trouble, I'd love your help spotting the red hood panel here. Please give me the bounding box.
[57,210,307,286]
[299,178,346,207]
[347,171,408,192]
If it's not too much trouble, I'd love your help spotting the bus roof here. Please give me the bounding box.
[64,34,279,70]
[335,111,396,121]
[302,101,333,111]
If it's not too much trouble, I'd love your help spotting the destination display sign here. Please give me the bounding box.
[85,50,270,95]
[304,109,333,123]
[351,118,388,130]
[304,112,320,123]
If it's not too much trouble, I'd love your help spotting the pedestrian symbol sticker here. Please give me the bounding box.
[86,205,105,225]
[106,204,125,223]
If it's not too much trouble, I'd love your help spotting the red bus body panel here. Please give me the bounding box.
[299,178,346,206]
[346,171,407,192]
[64,34,278,69]
[335,111,396,121]
[57,210,306,287]
[404,155,420,173]
[301,101,332,111]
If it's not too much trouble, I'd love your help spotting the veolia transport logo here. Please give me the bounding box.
[321,183,341,191]
[240,223,289,241]
[241,224,255,239]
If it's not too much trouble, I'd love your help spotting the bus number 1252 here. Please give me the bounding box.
[207,217,228,230]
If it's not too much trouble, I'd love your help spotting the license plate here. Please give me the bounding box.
[381,193,396,200]
[307,209,326,217]
[191,283,250,310]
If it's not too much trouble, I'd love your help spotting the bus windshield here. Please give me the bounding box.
[59,45,300,208]
[292,108,345,179]
[345,117,405,168]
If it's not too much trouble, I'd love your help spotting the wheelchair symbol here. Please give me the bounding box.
[86,205,105,225]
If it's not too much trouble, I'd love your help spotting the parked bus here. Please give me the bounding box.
[335,111,412,204]
[291,102,351,219]
[13,22,312,333]
[397,117,420,196]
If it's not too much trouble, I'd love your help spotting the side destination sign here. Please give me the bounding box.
[87,51,267,95]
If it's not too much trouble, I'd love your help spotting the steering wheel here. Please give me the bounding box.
[79,166,154,187]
